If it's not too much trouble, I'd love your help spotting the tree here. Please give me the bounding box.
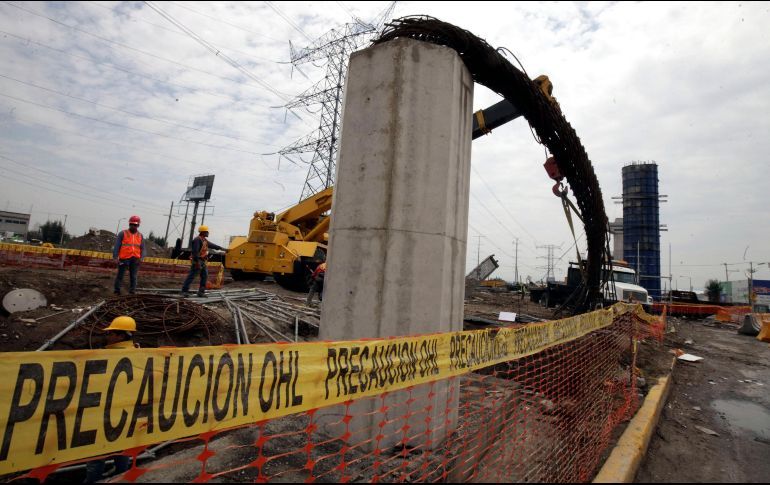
[38,220,70,244]
[146,231,167,248]
[705,279,722,303]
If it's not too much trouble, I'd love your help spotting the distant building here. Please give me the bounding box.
[0,210,30,239]
[620,163,666,300]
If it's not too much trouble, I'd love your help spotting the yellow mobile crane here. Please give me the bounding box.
[225,187,332,290]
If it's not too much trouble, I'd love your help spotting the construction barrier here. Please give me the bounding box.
[756,314,770,342]
[0,243,224,289]
[0,303,664,482]
[651,302,723,318]
[715,305,752,323]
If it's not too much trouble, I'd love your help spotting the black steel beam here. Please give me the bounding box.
[472,99,523,139]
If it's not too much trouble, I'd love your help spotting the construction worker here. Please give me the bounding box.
[306,261,326,306]
[112,215,145,295]
[182,225,224,297]
[83,316,139,483]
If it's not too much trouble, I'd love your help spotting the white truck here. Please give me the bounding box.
[603,263,653,306]
[532,260,652,308]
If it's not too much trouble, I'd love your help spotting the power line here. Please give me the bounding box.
[0,167,165,216]
[0,73,274,146]
[88,1,284,63]
[0,29,266,105]
[0,91,279,157]
[469,192,538,256]
[264,1,314,42]
[0,153,166,213]
[2,1,287,97]
[168,1,283,42]
[471,165,539,243]
[143,1,292,102]
[1,109,222,172]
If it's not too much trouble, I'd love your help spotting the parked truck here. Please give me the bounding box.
[531,260,652,309]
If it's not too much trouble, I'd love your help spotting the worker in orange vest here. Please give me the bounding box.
[306,260,327,306]
[112,215,145,295]
[182,225,224,297]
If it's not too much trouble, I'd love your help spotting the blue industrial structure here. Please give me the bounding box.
[622,163,662,299]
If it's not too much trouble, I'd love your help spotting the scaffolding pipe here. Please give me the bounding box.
[37,301,105,351]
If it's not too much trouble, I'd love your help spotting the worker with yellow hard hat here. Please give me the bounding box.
[84,315,139,483]
[181,225,224,298]
[102,315,140,350]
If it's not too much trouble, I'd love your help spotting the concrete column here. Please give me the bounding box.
[320,38,474,450]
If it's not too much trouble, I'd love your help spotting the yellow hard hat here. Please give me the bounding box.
[199,225,209,233]
[104,316,137,332]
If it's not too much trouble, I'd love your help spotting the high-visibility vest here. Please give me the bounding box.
[105,340,140,349]
[118,230,142,259]
[192,236,209,260]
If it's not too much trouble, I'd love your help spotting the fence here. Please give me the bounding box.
[715,305,752,324]
[0,243,224,288]
[2,303,664,483]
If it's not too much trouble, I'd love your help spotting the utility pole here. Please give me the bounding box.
[513,238,519,284]
[724,262,729,282]
[476,235,483,280]
[636,241,640,285]
[669,243,673,306]
[749,261,755,312]
[188,200,200,249]
[59,214,67,246]
[163,201,174,249]
[180,201,190,248]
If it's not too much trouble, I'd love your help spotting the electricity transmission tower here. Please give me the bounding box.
[278,2,396,201]
[537,244,561,282]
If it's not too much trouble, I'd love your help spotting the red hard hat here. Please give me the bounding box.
[129,215,141,225]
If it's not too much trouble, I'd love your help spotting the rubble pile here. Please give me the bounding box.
[66,229,167,257]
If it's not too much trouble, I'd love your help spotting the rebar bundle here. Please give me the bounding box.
[87,294,225,347]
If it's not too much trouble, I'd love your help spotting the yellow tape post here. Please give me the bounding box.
[0,303,645,474]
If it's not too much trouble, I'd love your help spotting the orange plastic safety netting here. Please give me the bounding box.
[15,308,664,484]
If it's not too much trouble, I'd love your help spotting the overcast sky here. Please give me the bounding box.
[1,1,768,291]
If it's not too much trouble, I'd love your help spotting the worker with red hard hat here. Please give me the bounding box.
[112,215,145,295]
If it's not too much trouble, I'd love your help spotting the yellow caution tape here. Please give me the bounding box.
[0,303,654,473]
[0,244,222,268]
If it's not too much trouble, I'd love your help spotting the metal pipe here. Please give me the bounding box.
[223,298,241,345]
[47,439,174,474]
[239,302,294,324]
[240,312,279,343]
[237,307,293,342]
[236,305,250,344]
[37,301,105,351]
[34,309,72,321]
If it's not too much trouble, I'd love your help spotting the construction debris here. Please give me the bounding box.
[138,287,321,343]
[65,229,167,256]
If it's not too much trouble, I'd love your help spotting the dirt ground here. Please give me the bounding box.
[0,268,556,353]
[636,319,770,482]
